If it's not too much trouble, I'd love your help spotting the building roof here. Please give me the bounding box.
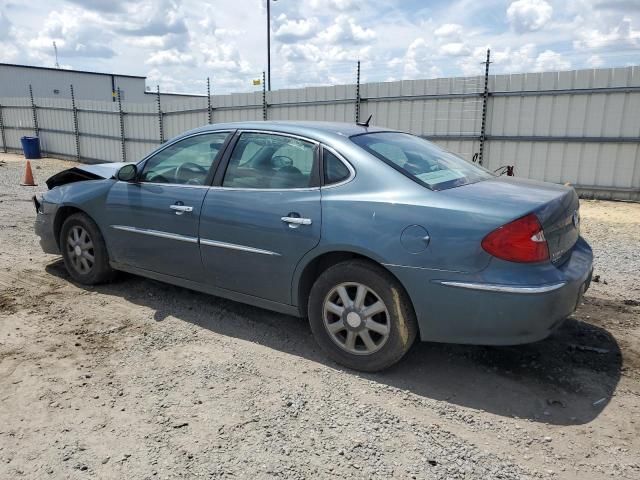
[0,62,145,79]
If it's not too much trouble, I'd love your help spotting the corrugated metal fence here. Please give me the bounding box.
[1,65,638,200]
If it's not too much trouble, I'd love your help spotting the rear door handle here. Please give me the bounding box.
[281,216,312,226]
[170,204,193,215]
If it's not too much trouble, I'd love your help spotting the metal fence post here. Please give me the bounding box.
[156,85,164,144]
[262,71,267,121]
[478,49,491,165]
[355,60,361,123]
[29,84,39,137]
[70,85,80,161]
[0,104,6,153]
[117,87,126,162]
[207,77,212,124]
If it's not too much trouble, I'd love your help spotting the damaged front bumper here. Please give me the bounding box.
[34,195,60,255]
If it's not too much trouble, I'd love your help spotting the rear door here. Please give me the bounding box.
[199,131,322,304]
[104,131,232,280]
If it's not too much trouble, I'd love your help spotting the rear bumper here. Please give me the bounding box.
[387,237,593,345]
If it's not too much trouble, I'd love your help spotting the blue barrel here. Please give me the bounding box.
[21,136,42,159]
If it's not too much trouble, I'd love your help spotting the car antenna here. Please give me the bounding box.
[357,114,373,128]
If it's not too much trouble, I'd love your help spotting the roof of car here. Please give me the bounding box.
[188,121,394,142]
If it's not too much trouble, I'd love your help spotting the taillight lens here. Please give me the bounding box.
[481,213,549,263]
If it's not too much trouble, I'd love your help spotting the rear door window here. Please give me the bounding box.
[222,132,318,189]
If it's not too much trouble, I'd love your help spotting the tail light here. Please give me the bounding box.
[481,213,549,263]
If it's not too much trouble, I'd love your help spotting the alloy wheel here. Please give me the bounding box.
[322,282,390,355]
[66,225,95,274]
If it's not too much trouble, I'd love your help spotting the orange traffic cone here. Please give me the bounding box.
[20,160,37,186]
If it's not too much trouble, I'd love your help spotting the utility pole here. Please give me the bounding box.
[53,41,60,69]
[478,49,491,166]
[267,0,272,91]
[266,0,278,91]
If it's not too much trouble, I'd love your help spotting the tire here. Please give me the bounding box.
[60,212,114,285]
[308,260,418,372]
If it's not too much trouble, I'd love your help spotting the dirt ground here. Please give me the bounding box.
[1,152,639,480]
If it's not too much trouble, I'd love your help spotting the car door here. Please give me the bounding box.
[104,131,232,280]
[199,131,322,304]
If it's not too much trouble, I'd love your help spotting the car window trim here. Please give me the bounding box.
[135,130,236,186]
[213,129,321,191]
[319,144,356,188]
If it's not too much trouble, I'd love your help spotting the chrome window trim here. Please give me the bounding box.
[235,129,320,145]
[111,225,198,244]
[320,144,356,189]
[200,238,281,256]
[116,181,211,190]
[207,185,320,193]
[438,280,567,294]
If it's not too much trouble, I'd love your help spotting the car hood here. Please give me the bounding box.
[46,162,130,189]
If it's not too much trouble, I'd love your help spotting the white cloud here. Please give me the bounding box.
[391,38,442,79]
[434,23,463,39]
[25,8,115,58]
[319,14,375,44]
[534,49,571,71]
[507,0,553,32]
[0,10,11,36]
[587,54,604,67]
[201,42,251,74]
[307,0,360,12]
[273,16,320,43]
[573,17,639,50]
[0,0,639,94]
[145,48,195,66]
[440,42,471,57]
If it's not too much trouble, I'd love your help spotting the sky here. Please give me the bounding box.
[0,0,639,94]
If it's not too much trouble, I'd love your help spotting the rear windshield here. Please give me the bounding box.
[351,132,493,190]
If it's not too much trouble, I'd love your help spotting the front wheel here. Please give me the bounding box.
[308,260,418,372]
[60,213,114,285]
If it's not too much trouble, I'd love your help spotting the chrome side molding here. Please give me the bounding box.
[199,238,281,256]
[111,225,198,244]
[438,280,567,294]
[111,225,280,256]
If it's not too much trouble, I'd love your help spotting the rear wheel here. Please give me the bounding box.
[308,260,417,372]
[60,213,114,285]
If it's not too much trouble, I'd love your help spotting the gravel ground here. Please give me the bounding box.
[1,152,639,480]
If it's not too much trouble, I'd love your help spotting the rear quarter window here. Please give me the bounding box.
[351,132,493,190]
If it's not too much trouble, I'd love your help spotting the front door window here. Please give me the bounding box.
[140,132,230,185]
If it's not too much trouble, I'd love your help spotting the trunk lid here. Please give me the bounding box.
[442,177,580,264]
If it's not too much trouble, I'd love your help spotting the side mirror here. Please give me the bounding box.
[116,164,137,182]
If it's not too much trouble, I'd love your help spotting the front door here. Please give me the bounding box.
[199,131,322,304]
[104,131,231,280]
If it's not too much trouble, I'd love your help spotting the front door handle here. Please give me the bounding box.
[281,216,312,226]
[170,204,193,215]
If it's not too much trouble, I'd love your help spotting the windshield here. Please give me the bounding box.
[351,132,493,190]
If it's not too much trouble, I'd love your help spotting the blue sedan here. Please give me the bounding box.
[34,121,593,371]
